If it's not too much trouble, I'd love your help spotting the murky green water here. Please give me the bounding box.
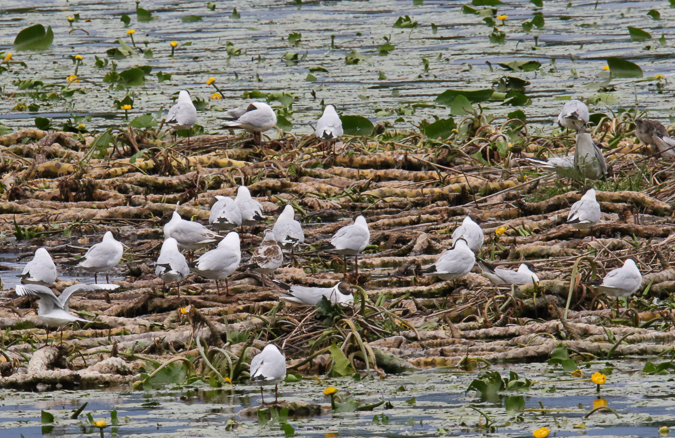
[0,0,672,135]
[1,360,674,437]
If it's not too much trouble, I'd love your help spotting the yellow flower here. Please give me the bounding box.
[94,420,107,428]
[170,41,178,48]
[533,427,550,438]
[323,386,338,396]
[67,16,74,22]
[206,77,216,85]
[603,65,610,71]
[77,123,86,130]
[497,14,507,20]
[67,75,79,83]
[325,434,338,438]
[179,305,191,314]
[571,369,583,378]
[495,226,507,236]
[211,93,222,100]
[224,377,232,384]
[120,104,132,110]
[127,29,135,35]
[591,372,606,385]
[75,55,83,60]
[593,398,608,410]
[660,426,670,436]
[3,53,12,62]
[655,74,665,80]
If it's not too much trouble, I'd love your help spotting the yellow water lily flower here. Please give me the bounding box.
[207,77,216,85]
[75,54,83,60]
[533,427,549,438]
[224,377,232,384]
[3,53,12,62]
[497,14,507,20]
[94,420,107,428]
[603,65,610,71]
[323,386,337,396]
[127,29,135,35]
[170,41,178,48]
[211,93,222,100]
[660,426,670,436]
[655,74,665,80]
[591,372,606,385]
[495,226,507,236]
[67,16,74,22]
[120,104,132,110]
[67,75,79,83]
[77,123,86,130]
[180,305,191,314]
[571,369,583,378]
[593,398,607,410]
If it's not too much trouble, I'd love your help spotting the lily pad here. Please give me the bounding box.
[423,118,456,139]
[436,89,494,106]
[607,57,643,78]
[341,116,374,136]
[181,15,202,23]
[628,26,651,41]
[13,24,54,51]
[450,95,473,115]
[498,60,541,72]
[136,7,153,22]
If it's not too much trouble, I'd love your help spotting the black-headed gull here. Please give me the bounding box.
[272,205,304,252]
[222,102,277,145]
[327,215,370,276]
[16,283,119,343]
[635,119,675,159]
[209,195,243,231]
[155,237,190,297]
[422,238,475,281]
[245,230,283,275]
[272,279,354,305]
[567,188,601,230]
[76,231,124,283]
[477,260,539,285]
[557,99,589,132]
[597,259,642,299]
[189,231,241,295]
[316,104,343,154]
[164,209,220,261]
[166,90,197,145]
[451,216,483,253]
[235,186,265,227]
[19,247,57,286]
[250,344,286,405]
[574,133,607,180]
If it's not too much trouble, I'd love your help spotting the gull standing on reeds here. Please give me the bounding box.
[189,232,241,295]
[557,100,589,132]
[209,195,243,231]
[76,231,124,283]
[422,238,475,281]
[316,104,343,155]
[273,205,304,256]
[164,208,220,261]
[222,102,277,145]
[272,279,354,305]
[155,237,190,297]
[250,344,286,405]
[451,216,484,253]
[235,186,265,227]
[244,230,283,275]
[574,132,607,180]
[19,247,57,286]
[566,188,601,230]
[595,259,642,312]
[327,215,370,276]
[477,260,539,285]
[635,119,675,159]
[16,283,119,343]
[166,90,197,145]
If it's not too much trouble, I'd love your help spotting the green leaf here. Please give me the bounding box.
[181,15,202,23]
[328,344,357,376]
[423,118,456,139]
[34,117,51,130]
[345,49,369,65]
[13,24,54,51]
[450,95,473,115]
[436,89,494,106]
[120,14,131,26]
[41,410,54,423]
[128,149,147,164]
[472,0,502,5]
[276,115,293,132]
[129,114,156,128]
[522,21,533,32]
[288,32,302,45]
[282,423,295,437]
[230,8,241,19]
[393,15,418,29]
[242,90,268,99]
[647,9,661,20]
[137,8,153,22]
[466,371,504,403]
[503,91,532,106]
[309,66,328,73]
[341,116,374,136]
[531,0,543,6]
[532,12,545,28]
[143,48,153,59]
[508,109,527,123]
[505,396,525,413]
[628,26,651,41]
[119,67,150,86]
[378,42,395,55]
[489,27,505,43]
[607,57,643,78]
[156,71,171,82]
[431,23,437,34]
[207,2,216,11]
[305,73,317,82]
[498,60,541,72]
[462,5,478,13]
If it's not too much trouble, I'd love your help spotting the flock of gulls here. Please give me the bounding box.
[11,93,659,404]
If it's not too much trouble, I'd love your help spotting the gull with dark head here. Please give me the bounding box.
[76,231,124,283]
[244,230,284,276]
[222,102,277,145]
[164,207,220,261]
[272,279,354,305]
[635,118,675,159]
[155,237,190,297]
[558,99,589,132]
[422,238,475,281]
[166,90,197,145]
[19,247,57,286]
[477,260,539,285]
[189,232,241,295]
[250,344,286,405]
